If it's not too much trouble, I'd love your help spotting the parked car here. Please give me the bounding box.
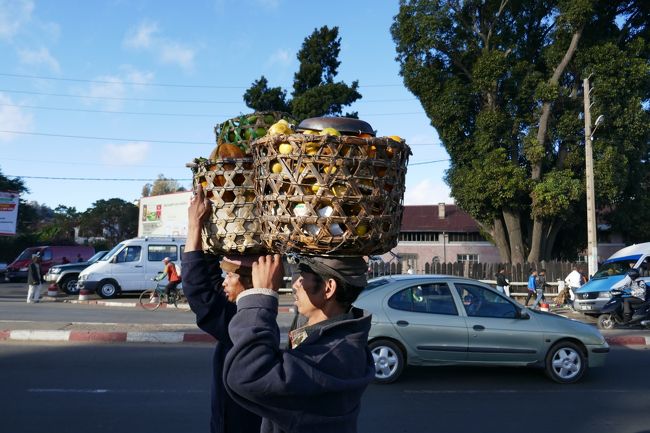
[43,251,109,294]
[6,245,96,282]
[0,262,7,282]
[77,237,185,299]
[353,274,609,384]
[574,242,650,314]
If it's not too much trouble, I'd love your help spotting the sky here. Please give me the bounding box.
[0,0,453,212]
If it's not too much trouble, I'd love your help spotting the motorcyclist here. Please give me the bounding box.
[619,268,648,323]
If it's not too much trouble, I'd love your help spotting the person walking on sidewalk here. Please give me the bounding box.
[532,269,548,309]
[495,268,510,296]
[564,265,583,308]
[26,254,42,303]
[181,188,261,433]
[525,270,538,306]
[223,254,376,433]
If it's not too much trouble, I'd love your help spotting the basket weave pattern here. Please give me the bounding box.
[191,158,265,254]
[251,134,410,255]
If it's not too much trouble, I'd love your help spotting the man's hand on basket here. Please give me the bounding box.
[185,187,212,252]
[252,254,284,292]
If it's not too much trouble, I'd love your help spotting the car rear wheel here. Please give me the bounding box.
[544,341,586,384]
[597,313,615,330]
[97,280,119,299]
[59,275,80,294]
[368,339,404,384]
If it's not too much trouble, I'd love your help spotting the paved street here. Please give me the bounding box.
[0,343,648,433]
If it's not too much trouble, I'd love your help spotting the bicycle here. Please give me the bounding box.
[139,280,183,311]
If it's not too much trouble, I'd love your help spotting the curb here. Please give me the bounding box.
[66,299,294,313]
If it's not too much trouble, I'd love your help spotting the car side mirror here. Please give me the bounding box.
[110,256,117,264]
[516,309,530,320]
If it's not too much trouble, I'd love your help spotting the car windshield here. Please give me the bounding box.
[592,259,638,278]
[16,248,39,261]
[87,251,108,263]
[103,243,125,262]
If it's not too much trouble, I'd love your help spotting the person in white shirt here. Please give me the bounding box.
[564,266,583,305]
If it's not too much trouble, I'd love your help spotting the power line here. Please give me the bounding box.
[0,88,417,104]
[0,72,403,89]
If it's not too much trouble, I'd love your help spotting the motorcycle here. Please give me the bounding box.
[597,282,650,330]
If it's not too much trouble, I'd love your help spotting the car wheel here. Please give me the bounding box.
[368,339,404,384]
[59,275,80,294]
[97,279,119,299]
[544,341,586,384]
[597,314,615,330]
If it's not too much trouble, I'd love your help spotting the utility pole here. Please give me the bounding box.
[583,77,598,277]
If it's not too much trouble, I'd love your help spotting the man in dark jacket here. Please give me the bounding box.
[182,188,261,433]
[223,253,375,433]
[26,254,42,303]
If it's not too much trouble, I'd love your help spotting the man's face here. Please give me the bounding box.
[222,272,246,303]
[292,271,325,318]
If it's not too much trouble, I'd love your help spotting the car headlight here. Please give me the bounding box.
[19,267,28,271]
[78,273,88,281]
[50,267,61,274]
[599,291,612,299]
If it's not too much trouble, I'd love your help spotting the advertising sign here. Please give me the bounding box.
[138,191,192,237]
[0,191,19,236]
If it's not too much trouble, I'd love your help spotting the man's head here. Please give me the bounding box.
[531,269,537,276]
[220,255,258,302]
[539,269,546,276]
[162,257,170,265]
[292,255,367,321]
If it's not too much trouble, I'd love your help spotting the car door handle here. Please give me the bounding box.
[473,325,485,331]
[134,265,143,268]
[396,320,409,327]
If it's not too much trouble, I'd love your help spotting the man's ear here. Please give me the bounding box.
[323,278,338,301]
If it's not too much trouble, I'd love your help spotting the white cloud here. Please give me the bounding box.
[123,20,196,71]
[254,0,280,9]
[0,93,33,142]
[0,0,34,40]
[265,48,292,68]
[404,178,453,206]
[101,142,151,165]
[123,20,159,49]
[79,68,154,110]
[17,46,60,72]
[159,41,196,71]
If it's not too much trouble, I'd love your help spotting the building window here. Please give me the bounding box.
[457,254,479,264]
[448,232,486,242]
[399,232,439,242]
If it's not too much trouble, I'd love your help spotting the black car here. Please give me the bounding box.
[43,251,109,294]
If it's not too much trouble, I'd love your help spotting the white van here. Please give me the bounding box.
[574,242,650,314]
[77,237,185,298]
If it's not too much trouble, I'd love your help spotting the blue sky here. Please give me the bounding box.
[0,0,452,212]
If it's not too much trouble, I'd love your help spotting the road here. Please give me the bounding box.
[0,343,648,433]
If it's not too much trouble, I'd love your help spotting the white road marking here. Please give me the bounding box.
[27,388,204,394]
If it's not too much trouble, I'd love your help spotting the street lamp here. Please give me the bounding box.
[583,78,604,276]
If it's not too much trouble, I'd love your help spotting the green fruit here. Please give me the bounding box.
[227,131,236,142]
[243,128,252,140]
[255,127,267,137]
[264,114,275,124]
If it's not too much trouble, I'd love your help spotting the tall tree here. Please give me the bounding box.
[78,198,138,244]
[392,0,650,263]
[141,174,186,197]
[243,26,362,121]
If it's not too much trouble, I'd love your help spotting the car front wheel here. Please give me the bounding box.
[544,341,586,384]
[368,339,405,384]
[59,275,80,294]
[97,280,119,299]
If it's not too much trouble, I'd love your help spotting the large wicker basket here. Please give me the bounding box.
[251,133,410,255]
[189,158,265,254]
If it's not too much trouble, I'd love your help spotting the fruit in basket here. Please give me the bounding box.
[302,129,318,135]
[320,127,341,136]
[356,224,368,236]
[279,143,292,155]
[304,142,320,155]
[323,166,337,174]
[271,162,283,174]
[217,143,246,158]
[388,135,403,142]
[359,133,373,139]
[331,184,347,197]
[268,119,292,136]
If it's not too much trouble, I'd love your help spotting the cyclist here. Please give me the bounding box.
[155,257,182,299]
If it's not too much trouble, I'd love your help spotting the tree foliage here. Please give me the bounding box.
[243,26,362,121]
[392,0,650,263]
[78,198,138,245]
[141,174,186,197]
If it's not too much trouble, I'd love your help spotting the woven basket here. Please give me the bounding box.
[189,158,265,254]
[210,111,296,158]
[251,134,410,255]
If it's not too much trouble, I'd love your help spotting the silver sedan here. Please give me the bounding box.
[354,275,609,384]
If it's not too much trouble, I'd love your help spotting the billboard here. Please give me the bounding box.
[0,191,19,236]
[138,191,192,238]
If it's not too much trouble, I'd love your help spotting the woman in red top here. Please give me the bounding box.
[160,257,181,297]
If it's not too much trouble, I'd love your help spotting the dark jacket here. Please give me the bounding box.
[224,292,375,433]
[182,250,261,433]
[27,262,41,285]
[495,273,508,287]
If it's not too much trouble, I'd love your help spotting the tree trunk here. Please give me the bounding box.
[492,217,511,262]
[502,209,525,264]
[528,219,543,263]
[543,218,562,260]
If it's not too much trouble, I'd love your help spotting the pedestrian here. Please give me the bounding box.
[495,267,510,296]
[525,269,537,306]
[156,257,182,299]
[61,256,70,264]
[223,254,376,433]
[182,188,262,433]
[76,253,84,263]
[406,264,413,275]
[26,254,42,303]
[564,265,583,307]
[532,269,547,309]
